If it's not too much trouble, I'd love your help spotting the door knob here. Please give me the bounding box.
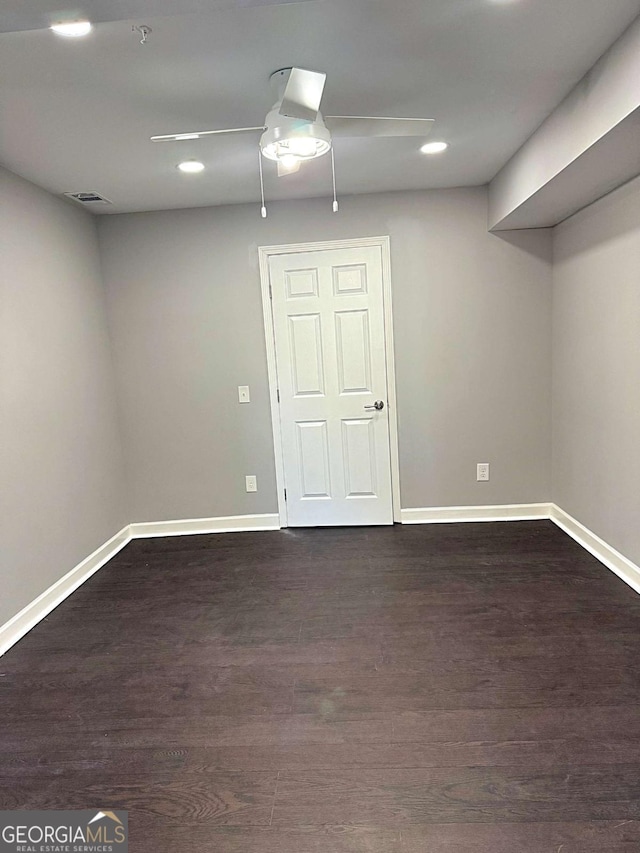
[364,400,385,411]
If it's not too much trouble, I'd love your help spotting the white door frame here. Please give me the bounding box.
[258,235,401,527]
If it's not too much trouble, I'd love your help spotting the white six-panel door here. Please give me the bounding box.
[268,245,394,526]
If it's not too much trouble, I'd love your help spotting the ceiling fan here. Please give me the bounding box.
[151,67,435,179]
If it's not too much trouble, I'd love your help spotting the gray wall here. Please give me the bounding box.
[489,14,640,230]
[552,175,640,565]
[0,167,128,627]
[98,187,553,522]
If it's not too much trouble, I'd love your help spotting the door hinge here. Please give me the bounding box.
[277,388,280,403]
[284,488,287,501]
[268,283,273,299]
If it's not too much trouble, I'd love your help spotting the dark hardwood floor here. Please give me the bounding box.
[2,521,640,851]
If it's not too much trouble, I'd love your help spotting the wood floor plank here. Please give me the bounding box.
[1,664,296,719]
[390,705,640,743]
[128,820,403,853]
[381,629,640,664]
[0,637,381,674]
[292,658,640,713]
[5,771,277,825]
[400,820,640,852]
[272,766,640,825]
[300,605,640,641]
[0,713,391,752]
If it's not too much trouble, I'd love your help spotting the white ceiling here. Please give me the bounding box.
[1,0,639,214]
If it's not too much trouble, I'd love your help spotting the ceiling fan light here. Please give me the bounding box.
[279,154,299,169]
[286,137,317,158]
[262,135,330,163]
[50,20,92,36]
[260,111,332,163]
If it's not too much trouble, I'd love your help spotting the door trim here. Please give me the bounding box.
[258,236,401,527]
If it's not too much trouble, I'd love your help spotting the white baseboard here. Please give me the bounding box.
[550,504,640,595]
[3,503,637,658]
[129,513,281,538]
[0,525,131,657]
[401,501,639,596]
[0,512,281,657]
[400,503,552,524]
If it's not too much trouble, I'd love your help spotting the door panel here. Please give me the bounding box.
[335,309,372,394]
[288,314,325,396]
[269,245,393,527]
[285,268,319,299]
[296,420,331,498]
[333,263,368,295]
[341,418,377,497]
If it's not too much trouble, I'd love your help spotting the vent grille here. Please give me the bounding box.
[64,191,112,205]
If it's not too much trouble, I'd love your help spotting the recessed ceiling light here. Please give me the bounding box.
[177,160,205,173]
[50,21,92,37]
[420,141,448,154]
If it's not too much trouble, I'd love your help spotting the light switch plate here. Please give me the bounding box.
[245,475,257,492]
[238,385,250,403]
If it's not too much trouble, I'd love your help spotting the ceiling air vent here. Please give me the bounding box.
[64,191,112,205]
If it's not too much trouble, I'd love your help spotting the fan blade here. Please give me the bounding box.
[277,159,301,176]
[2,0,319,34]
[151,126,265,142]
[325,116,435,138]
[279,68,326,122]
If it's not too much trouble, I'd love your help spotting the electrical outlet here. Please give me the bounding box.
[477,463,490,482]
[238,385,250,403]
[245,475,257,492]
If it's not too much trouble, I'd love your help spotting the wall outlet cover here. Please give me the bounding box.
[477,463,490,482]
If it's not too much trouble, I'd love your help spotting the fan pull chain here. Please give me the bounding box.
[331,146,339,213]
[258,148,267,218]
